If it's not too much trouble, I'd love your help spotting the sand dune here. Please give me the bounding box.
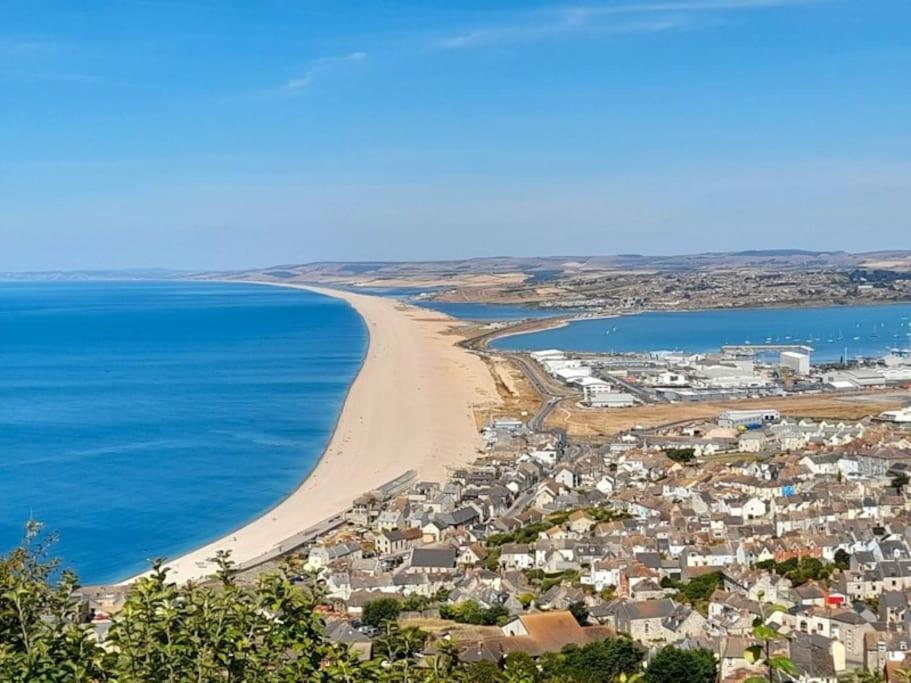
[144,284,497,584]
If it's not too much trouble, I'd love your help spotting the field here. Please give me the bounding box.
[475,355,544,429]
[546,390,911,437]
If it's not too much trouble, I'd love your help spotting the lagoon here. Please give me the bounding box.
[491,304,911,362]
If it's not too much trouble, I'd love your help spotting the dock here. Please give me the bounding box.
[721,344,814,355]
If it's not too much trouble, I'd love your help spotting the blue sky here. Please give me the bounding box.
[1,0,909,270]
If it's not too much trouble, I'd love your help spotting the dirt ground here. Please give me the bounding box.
[546,390,911,437]
[474,355,544,429]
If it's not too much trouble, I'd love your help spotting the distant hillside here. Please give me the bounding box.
[4,250,910,284]
[205,250,911,288]
[0,268,185,282]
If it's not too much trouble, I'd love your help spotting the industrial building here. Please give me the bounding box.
[780,351,811,376]
[717,409,781,429]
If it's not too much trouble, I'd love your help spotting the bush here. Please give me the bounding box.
[362,597,402,628]
[645,646,717,683]
[0,522,379,681]
[674,571,723,611]
[556,637,647,682]
[754,556,833,586]
[463,660,503,682]
[663,447,696,463]
[834,548,851,570]
[518,592,536,608]
[439,600,509,626]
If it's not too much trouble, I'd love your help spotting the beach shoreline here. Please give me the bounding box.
[126,282,498,584]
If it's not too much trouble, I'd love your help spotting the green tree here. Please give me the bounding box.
[362,597,403,628]
[743,596,798,683]
[372,623,428,682]
[462,660,505,682]
[754,556,833,586]
[834,549,851,571]
[429,638,461,680]
[560,637,646,682]
[439,600,509,626]
[645,646,716,683]
[503,651,539,683]
[673,571,724,613]
[891,472,909,493]
[0,521,106,682]
[744,625,798,683]
[1,522,378,682]
[662,448,696,464]
[568,600,590,625]
[107,550,369,682]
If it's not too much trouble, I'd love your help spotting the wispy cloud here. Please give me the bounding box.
[438,17,684,49]
[437,0,825,49]
[283,51,367,92]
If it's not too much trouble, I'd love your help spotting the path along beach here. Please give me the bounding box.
[143,284,498,584]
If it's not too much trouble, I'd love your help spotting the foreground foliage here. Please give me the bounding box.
[0,524,373,682]
[1,524,717,682]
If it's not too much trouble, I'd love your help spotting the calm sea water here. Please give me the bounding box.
[492,304,911,362]
[0,281,366,584]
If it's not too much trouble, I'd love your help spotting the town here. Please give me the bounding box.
[523,345,911,409]
[76,337,911,682]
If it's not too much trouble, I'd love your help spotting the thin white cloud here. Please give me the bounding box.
[570,0,824,17]
[438,0,826,49]
[283,51,367,92]
[438,17,684,49]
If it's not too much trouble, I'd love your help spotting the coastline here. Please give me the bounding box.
[130,283,498,584]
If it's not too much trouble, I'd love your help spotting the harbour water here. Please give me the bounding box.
[337,285,561,321]
[418,300,562,321]
[492,304,911,362]
[0,281,366,583]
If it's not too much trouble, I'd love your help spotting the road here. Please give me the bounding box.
[233,470,416,576]
[506,352,576,400]
[529,396,561,432]
[501,352,572,440]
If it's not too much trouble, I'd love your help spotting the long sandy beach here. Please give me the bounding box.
[146,284,498,584]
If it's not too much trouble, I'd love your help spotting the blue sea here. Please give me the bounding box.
[492,304,911,362]
[0,281,366,584]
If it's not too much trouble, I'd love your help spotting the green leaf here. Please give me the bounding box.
[744,645,763,664]
[769,655,800,676]
[752,624,779,640]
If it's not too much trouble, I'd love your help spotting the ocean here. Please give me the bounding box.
[0,281,366,584]
[492,303,911,362]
